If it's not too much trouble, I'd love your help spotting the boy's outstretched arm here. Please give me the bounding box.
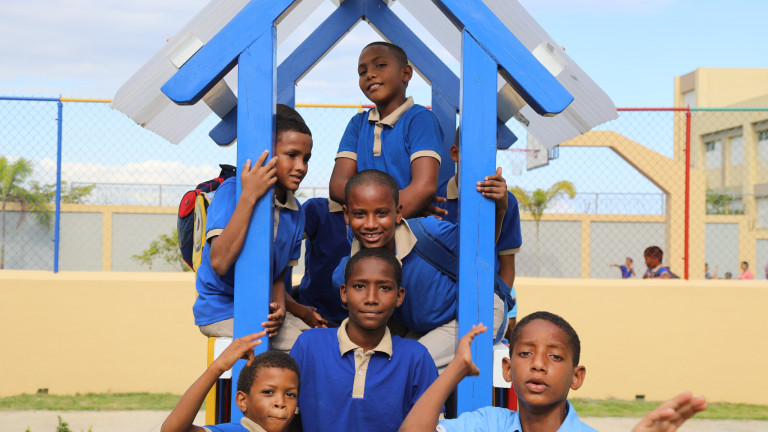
[399,324,487,432]
[329,158,357,205]
[161,332,267,432]
[476,167,508,242]
[631,392,707,432]
[210,151,277,275]
[399,157,440,218]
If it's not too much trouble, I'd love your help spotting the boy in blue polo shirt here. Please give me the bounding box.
[162,330,300,432]
[290,247,438,432]
[329,41,444,218]
[436,138,522,341]
[399,312,708,432]
[294,197,351,325]
[333,169,511,371]
[194,112,312,339]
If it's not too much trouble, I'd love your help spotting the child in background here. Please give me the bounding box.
[329,41,444,218]
[436,136,522,341]
[161,331,299,432]
[194,110,312,340]
[611,257,635,278]
[399,311,707,432]
[642,246,672,279]
[290,248,438,432]
[333,169,511,371]
[293,197,351,326]
[738,261,754,280]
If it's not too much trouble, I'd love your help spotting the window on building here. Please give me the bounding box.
[758,197,768,228]
[758,130,768,164]
[730,135,744,166]
[705,139,721,170]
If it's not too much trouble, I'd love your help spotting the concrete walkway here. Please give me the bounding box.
[3,411,767,432]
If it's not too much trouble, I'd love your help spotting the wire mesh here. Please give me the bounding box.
[1,97,767,279]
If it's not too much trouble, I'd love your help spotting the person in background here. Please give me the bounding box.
[611,257,635,278]
[705,263,718,279]
[738,261,754,280]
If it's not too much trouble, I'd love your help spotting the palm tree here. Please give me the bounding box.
[0,156,52,269]
[510,180,575,276]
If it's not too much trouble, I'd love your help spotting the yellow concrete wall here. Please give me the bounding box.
[2,272,767,405]
[0,271,203,396]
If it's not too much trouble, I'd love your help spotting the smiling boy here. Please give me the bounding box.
[161,331,299,432]
[329,42,444,218]
[399,312,707,432]
[290,248,438,432]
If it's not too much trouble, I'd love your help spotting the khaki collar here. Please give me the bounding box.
[240,416,269,432]
[367,96,414,126]
[446,175,458,200]
[350,219,417,261]
[367,97,415,157]
[337,318,393,358]
[275,190,299,211]
[327,197,343,213]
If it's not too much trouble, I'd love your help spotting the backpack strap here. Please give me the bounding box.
[409,218,457,281]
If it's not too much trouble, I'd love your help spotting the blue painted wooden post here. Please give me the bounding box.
[456,31,496,414]
[230,26,277,422]
[53,99,63,273]
[432,90,457,183]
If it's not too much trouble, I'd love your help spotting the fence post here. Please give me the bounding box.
[684,109,691,279]
[53,99,63,273]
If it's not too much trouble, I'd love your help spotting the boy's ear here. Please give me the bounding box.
[501,357,513,383]
[342,205,350,225]
[395,203,404,224]
[395,287,405,307]
[401,63,413,84]
[235,390,249,414]
[340,283,348,305]
[570,365,586,391]
[450,144,459,163]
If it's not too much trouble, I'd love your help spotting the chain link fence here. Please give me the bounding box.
[2,96,766,279]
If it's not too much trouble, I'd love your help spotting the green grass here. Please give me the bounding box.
[571,398,768,420]
[2,393,767,420]
[0,393,184,411]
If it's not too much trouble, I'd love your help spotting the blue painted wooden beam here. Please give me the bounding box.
[434,0,573,116]
[162,0,294,105]
[497,118,517,149]
[230,27,277,422]
[456,30,496,414]
[430,89,457,184]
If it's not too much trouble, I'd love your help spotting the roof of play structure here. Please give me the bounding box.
[111,0,617,149]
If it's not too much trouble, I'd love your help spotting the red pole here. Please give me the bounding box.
[684,110,692,280]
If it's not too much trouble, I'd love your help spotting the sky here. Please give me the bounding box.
[2,0,767,107]
[1,0,767,205]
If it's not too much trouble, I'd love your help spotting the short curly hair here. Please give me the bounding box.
[345,247,402,287]
[237,350,300,394]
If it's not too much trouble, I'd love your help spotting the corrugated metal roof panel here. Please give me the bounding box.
[399,0,617,149]
[111,0,322,144]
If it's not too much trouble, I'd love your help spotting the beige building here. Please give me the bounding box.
[674,68,768,275]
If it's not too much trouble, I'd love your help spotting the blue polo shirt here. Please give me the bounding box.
[290,320,438,432]
[437,401,597,432]
[204,417,267,432]
[193,177,304,326]
[436,175,522,318]
[296,197,352,323]
[336,97,443,190]
[332,218,457,333]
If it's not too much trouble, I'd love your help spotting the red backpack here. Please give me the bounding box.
[177,164,236,271]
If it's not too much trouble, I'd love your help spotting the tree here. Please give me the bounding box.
[0,157,51,269]
[510,180,576,276]
[132,229,191,272]
[0,156,95,269]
